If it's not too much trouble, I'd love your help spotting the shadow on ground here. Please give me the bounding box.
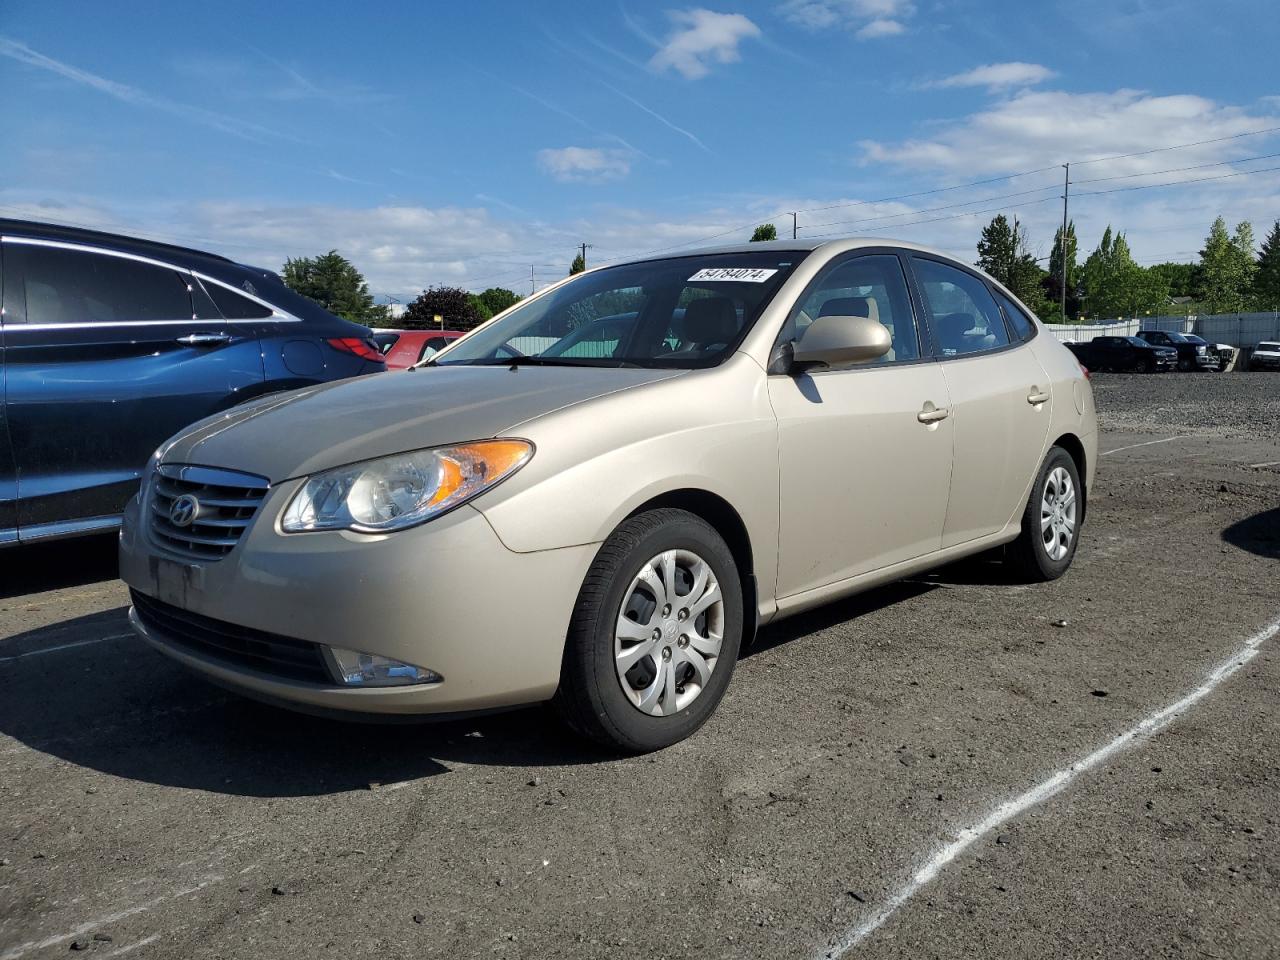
[2,563,943,797]
[0,534,119,599]
[1222,506,1280,559]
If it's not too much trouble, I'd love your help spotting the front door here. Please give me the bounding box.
[769,252,953,599]
[1,239,265,537]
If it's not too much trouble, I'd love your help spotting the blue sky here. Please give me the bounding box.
[2,0,1279,298]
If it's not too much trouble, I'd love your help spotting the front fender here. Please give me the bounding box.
[473,355,779,603]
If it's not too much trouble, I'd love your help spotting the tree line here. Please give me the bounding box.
[280,250,523,330]
[973,214,1280,323]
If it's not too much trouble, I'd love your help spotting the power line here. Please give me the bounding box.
[799,195,1061,240]
[798,183,1064,231]
[1074,163,1280,197]
[1068,124,1280,167]
[1072,151,1280,185]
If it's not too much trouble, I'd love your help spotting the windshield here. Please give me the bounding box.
[1125,337,1149,346]
[1183,335,1206,344]
[1260,342,1280,351]
[434,251,806,368]
[1164,332,1189,342]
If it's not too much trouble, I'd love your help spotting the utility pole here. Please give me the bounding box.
[1060,162,1070,322]
[530,264,535,296]
[791,212,798,240]
[578,242,592,269]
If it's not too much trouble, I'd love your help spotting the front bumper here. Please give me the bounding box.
[1252,354,1280,369]
[1194,354,1217,369]
[119,487,599,716]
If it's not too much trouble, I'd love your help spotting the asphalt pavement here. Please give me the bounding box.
[2,371,1278,959]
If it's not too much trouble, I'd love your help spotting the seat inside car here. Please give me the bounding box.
[936,311,986,355]
[673,296,739,353]
[817,296,895,362]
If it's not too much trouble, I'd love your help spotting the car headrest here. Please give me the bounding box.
[817,296,879,324]
[937,312,977,350]
[681,296,738,345]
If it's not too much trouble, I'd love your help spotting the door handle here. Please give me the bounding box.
[917,402,951,424]
[175,332,233,347]
[1027,388,1050,405]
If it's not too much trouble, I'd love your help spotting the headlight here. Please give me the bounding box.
[281,439,533,533]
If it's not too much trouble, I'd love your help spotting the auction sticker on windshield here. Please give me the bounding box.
[688,267,778,282]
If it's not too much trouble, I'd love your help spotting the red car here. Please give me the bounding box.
[373,329,465,370]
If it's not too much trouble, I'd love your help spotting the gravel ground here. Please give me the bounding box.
[1089,368,1280,438]
[1,372,1278,959]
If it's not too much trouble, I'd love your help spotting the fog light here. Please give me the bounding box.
[323,646,442,686]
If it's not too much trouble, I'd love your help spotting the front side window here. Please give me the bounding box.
[435,252,804,369]
[780,254,920,363]
[912,257,1011,357]
[19,245,192,325]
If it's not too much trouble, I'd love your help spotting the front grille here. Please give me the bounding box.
[131,589,332,684]
[149,464,269,561]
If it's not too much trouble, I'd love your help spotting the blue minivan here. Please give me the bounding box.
[0,219,385,544]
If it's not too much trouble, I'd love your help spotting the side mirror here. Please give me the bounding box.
[790,315,892,370]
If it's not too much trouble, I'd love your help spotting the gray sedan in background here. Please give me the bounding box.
[120,238,1096,752]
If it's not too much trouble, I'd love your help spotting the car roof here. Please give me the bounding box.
[606,236,967,268]
[0,217,239,272]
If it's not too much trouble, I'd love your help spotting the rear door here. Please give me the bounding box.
[0,245,16,544]
[1,238,265,538]
[908,256,1052,548]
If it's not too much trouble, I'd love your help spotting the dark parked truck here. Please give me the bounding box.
[0,219,384,545]
[1135,329,1216,371]
[1064,335,1176,373]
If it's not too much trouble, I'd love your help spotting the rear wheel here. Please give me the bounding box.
[554,509,743,752]
[1006,447,1082,582]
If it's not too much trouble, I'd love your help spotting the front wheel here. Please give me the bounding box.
[1006,447,1082,582]
[554,509,743,752]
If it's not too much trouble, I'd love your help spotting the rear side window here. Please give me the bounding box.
[201,278,273,319]
[419,336,452,362]
[992,290,1035,341]
[19,245,192,324]
[912,257,1011,357]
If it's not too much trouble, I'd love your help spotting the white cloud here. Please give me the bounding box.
[779,0,914,38]
[861,90,1280,178]
[649,9,762,80]
[536,146,632,183]
[856,18,904,38]
[928,62,1056,92]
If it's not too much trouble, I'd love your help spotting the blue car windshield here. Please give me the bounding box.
[433,251,807,369]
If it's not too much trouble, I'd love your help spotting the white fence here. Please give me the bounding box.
[1046,312,1280,346]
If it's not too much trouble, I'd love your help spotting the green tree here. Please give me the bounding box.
[476,287,522,316]
[1079,226,1162,318]
[1198,216,1256,313]
[281,251,387,325]
[401,286,487,331]
[1255,220,1280,309]
[1045,221,1080,322]
[1148,261,1199,300]
[570,252,586,275]
[976,215,1047,312]
[750,223,777,242]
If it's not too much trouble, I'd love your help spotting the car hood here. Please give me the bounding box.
[160,365,684,481]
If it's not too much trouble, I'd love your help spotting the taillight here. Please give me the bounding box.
[326,337,384,362]
[1079,363,1091,380]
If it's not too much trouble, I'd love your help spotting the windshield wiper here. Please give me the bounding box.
[468,356,647,369]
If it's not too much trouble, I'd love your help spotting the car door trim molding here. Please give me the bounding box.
[0,236,301,325]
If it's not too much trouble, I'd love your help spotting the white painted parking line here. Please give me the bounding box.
[1100,435,1192,456]
[816,613,1280,960]
[0,876,221,960]
[1249,459,1280,468]
[0,633,131,664]
[110,934,162,956]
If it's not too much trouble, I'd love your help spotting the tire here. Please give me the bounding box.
[1005,447,1083,582]
[1142,357,1156,374]
[1177,357,1192,372]
[554,508,744,752]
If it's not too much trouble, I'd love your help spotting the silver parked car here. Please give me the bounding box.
[120,239,1097,751]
